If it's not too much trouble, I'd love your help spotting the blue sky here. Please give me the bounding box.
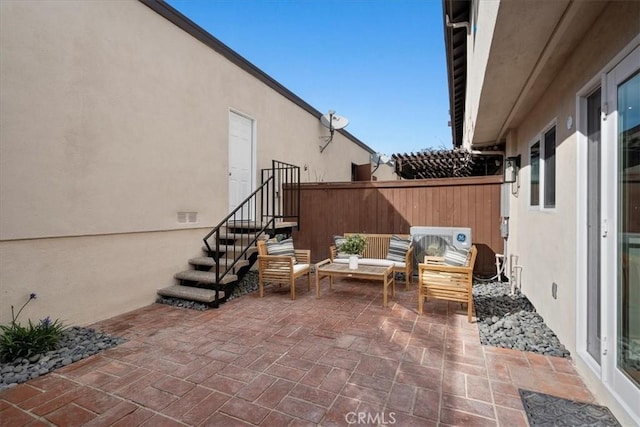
[167,0,452,156]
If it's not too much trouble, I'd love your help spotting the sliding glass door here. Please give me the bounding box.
[604,45,639,415]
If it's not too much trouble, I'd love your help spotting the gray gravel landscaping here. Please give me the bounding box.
[0,327,126,391]
[473,281,570,357]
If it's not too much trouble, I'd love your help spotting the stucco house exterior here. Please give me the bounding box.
[0,1,389,326]
[443,0,639,423]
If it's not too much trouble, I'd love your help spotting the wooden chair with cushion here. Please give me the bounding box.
[418,245,478,322]
[257,239,311,300]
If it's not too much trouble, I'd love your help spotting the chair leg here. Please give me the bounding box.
[307,272,311,291]
[259,279,264,298]
[418,287,423,314]
[467,298,473,323]
[291,279,296,300]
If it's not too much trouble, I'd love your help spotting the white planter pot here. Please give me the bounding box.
[349,255,359,270]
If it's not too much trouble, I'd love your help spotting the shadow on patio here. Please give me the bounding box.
[1,277,596,426]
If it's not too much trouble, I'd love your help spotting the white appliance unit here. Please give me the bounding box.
[410,226,472,274]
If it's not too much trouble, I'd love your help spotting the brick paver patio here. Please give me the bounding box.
[0,276,598,426]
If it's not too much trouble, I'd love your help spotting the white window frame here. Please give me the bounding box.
[529,120,557,211]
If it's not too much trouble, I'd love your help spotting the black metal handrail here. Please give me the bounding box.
[202,160,300,294]
[261,160,301,235]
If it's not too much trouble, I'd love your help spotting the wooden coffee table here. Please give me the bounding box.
[315,259,395,307]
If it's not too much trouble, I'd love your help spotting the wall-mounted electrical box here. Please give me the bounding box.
[500,183,510,218]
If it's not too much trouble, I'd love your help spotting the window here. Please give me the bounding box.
[530,142,540,206]
[543,127,556,208]
[529,124,556,209]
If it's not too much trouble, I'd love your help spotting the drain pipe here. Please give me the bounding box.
[445,14,471,34]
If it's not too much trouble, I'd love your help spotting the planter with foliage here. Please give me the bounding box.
[339,234,367,256]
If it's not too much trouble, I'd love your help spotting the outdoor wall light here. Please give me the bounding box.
[504,155,521,184]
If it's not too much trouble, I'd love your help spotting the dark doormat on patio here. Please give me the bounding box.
[519,389,621,426]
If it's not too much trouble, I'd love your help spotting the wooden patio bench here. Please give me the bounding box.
[330,233,414,288]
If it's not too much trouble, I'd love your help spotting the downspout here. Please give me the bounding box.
[445,14,471,34]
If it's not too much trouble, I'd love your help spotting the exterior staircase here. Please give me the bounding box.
[158,224,265,307]
[157,161,300,308]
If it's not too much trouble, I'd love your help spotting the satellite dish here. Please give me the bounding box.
[371,153,392,165]
[320,112,349,130]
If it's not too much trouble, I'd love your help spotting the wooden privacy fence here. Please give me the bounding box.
[290,176,503,276]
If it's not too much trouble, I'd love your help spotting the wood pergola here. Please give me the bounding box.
[392,149,503,180]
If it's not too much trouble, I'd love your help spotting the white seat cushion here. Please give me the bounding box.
[265,263,309,274]
[333,258,393,267]
[333,258,405,269]
[293,263,310,274]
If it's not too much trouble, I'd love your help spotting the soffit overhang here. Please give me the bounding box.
[443,0,471,148]
[472,0,608,148]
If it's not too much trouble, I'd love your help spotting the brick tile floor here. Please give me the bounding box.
[1,276,600,426]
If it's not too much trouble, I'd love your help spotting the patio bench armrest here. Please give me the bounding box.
[294,249,311,264]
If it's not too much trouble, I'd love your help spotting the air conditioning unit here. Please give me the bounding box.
[410,226,472,274]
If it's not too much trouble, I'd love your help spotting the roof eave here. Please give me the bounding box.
[443,0,470,149]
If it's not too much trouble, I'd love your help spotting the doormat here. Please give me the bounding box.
[519,389,621,426]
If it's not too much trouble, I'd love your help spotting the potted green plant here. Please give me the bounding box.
[339,234,366,269]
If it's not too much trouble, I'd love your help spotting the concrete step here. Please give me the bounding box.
[211,231,266,245]
[188,257,250,270]
[157,285,225,304]
[201,245,258,258]
[174,270,237,285]
[227,220,298,232]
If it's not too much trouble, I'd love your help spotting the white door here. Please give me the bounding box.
[602,45,640,418]
[228,111,255,217]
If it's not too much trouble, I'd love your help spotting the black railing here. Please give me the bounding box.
[261,160,301,235]
[202,160,300,291]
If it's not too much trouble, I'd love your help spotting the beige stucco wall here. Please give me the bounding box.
[503,3,639,424]
[372,164,397,181]
[0,0,373,325]
[0,230,205,326]
[507,0,638,357]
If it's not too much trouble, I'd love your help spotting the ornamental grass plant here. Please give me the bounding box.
[0,293,66,363]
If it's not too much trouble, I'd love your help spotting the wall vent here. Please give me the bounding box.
[177,212,198,224]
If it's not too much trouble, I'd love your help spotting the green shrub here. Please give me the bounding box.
[0,293,66,363]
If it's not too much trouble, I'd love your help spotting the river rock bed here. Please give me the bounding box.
[0,327,126,391]
[473,281,570,358]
